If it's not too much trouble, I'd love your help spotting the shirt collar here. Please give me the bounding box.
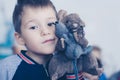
[17,50,35,64]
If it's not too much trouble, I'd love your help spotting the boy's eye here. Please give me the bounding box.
[48,22,55,27]
[30,26,39,30]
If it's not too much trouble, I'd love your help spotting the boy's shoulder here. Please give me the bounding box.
[0,54,22,68]
[0,54,22,80]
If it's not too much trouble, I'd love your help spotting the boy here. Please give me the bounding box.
[0,0,57,80]
[0,0,99,80]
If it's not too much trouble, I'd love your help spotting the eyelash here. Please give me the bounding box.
[48,22,55,27]
[29,21,58,30]
[48,21,58,27]
[29,26,39,30]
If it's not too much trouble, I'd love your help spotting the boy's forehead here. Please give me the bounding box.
[22,6,56,19]
[22,6,56,16]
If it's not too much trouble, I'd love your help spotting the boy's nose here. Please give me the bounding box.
[40,26,51,36]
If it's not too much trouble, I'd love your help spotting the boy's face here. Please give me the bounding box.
[16,6,58,55]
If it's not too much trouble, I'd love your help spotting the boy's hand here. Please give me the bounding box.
[82,72,99,80]
[96,68,104,76]
[82,68,103,80]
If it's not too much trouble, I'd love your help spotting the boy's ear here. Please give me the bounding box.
[14,32,25,45]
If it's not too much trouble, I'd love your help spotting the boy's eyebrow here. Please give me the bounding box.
[48,17,57,20]
[23,17,57,26]
[23,19,37,26]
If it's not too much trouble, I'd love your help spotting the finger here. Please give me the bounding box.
[82,72,99,80]
[96,68,104,76]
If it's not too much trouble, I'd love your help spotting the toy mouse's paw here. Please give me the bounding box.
[78,37,88,49]
[52,73,58,80]
[55,39,66,51]
[84,45,93,54]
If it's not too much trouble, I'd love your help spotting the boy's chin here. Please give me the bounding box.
[42,50,55,55]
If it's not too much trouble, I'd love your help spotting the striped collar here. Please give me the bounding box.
[17,50,35,64]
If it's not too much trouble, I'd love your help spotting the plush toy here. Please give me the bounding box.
[48,10,98,80]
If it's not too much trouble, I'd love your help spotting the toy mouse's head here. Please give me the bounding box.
[56,10,88,51]
[62,13,85,33]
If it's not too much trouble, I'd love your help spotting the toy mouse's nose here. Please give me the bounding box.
[73,23,78,28]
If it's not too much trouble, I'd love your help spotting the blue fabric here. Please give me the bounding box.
[99,73,107,80]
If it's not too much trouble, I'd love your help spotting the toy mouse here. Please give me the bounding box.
[48,10,98,80]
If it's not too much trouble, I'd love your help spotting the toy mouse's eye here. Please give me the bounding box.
[66,20,69,23]
[66,20,71,26]
[80,26,83,30]
[55,21,58,24]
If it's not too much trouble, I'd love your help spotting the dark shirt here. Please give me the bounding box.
[12,50,50,80]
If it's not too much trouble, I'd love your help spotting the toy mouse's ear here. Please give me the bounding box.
[57,10,67,22]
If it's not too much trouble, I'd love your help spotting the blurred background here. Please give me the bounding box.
[0,0,120,79]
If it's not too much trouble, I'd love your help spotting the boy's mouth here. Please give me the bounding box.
[42,38,56,44]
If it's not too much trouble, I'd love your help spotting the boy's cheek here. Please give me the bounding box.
[55,37,58,44]
[56,36,58,41]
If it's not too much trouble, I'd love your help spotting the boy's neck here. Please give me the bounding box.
[26,51,52,66]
